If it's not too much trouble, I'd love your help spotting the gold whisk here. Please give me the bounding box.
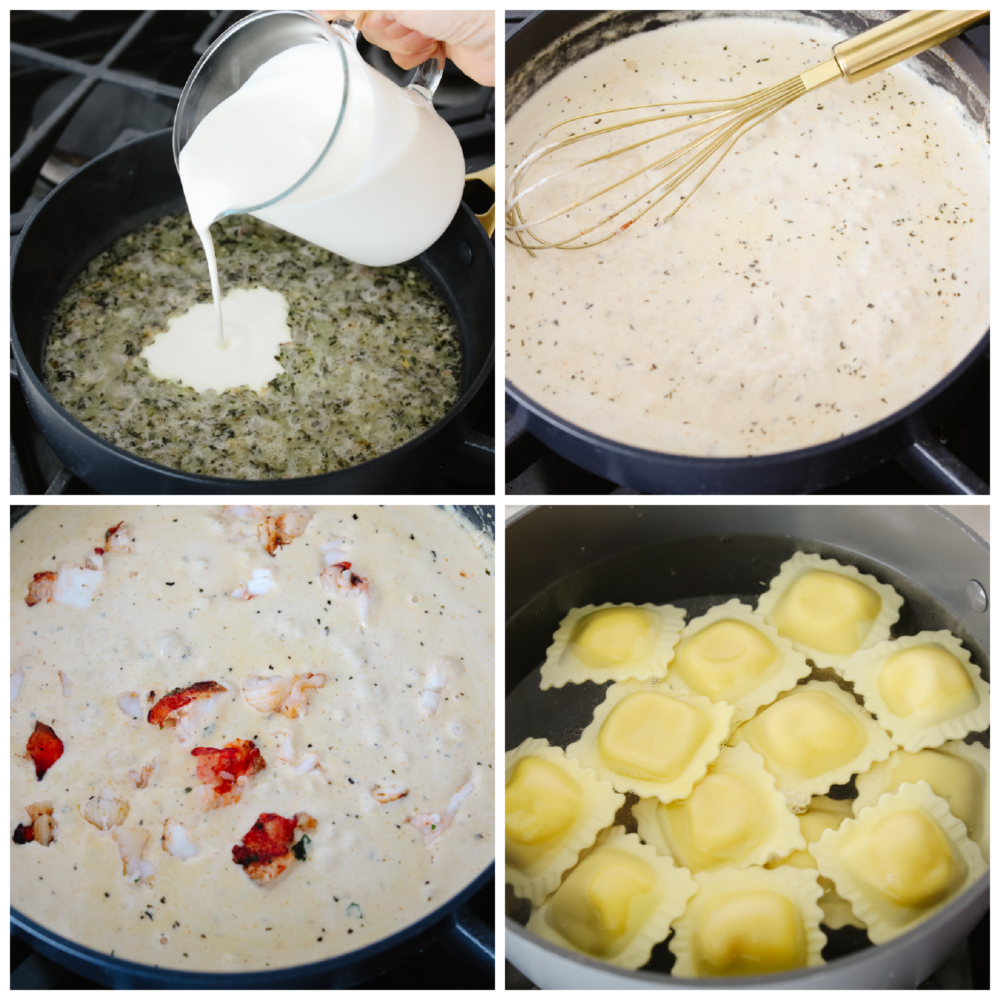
[506,10,987,253]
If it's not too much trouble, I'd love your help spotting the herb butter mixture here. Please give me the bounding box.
[45,214,461,479]
[11,505,494,973]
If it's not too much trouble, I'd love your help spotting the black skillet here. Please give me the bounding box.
[11,503,495,988]
[505,505,989,988]
[505,11,990,495]
[11,128,493,494]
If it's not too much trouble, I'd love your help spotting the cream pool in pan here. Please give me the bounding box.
[505,15,989,457]
[10,505,494,972]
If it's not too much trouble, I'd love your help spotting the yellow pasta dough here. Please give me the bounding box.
[540,602,686,689]
[853,741,989,863]
[765,795,864,929]
[837,631,990,752]
[566,680,734,802]
[729,680,896,811]
[810,780,987,944]
[526,826,698,969]
[670,866,826,977]
[757,552,903,668]
[505,738,625,906]
[666,599,810,720]
[633,742,804,873]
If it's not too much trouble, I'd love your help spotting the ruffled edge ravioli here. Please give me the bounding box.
[669,866,826,978]
[505,738,626,906]
[837,631,989,752]
[665,599,811,720]
[810,781,988,945]
[540,602,686,689]
[525,826,697,969]
[566,680,734,803]
[854,740,990,863]
[765,795,865,930]
[730,680,897,812]
[633,743,805,873]
[757,552,903,669]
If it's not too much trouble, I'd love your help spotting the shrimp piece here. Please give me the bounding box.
[112,826,154,884]
[80,783,130,830]
[128,759,157,789]
[407,781,475,845]
[104,522,135,552]
[118,691,142,718]
[242,674,326,719]
[232,812,315,882]
[270,730,329,781]
[191,739,265,810]
[147,681,227,747]
[258,508,313,556]
[231,567,274,600]
[319,561,371,626]
[272,729,296,764]
[422,665,447,716]
[372,784,409,804]
[85,550,104,571]
[162,818,199,860]
[58,670,73,697]
[25,571,57,607]
[53,563,104,608]
[26,721,64,780]
[13,801,57,846]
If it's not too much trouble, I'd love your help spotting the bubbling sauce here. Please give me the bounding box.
[505,16,989,456]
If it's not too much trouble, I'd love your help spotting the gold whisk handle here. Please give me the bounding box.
[832,9,989,84]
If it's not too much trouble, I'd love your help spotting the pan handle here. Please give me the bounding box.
[442,411,494,480]
[897,435,988,495]
[440,902,494,974]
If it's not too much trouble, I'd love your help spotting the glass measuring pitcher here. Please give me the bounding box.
[173,10,465,266]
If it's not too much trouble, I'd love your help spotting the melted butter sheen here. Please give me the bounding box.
[10,506,494,972]
[505,16,989,456]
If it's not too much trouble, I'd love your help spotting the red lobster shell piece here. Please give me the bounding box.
[26,721,64,780]
[192,740,265,809]
[147,681,227,728]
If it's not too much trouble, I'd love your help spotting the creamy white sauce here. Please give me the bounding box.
[11,506,494,972]
[505,17,990,456]
[141,288,290,393]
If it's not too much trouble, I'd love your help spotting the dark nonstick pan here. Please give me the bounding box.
[11,128,494,494]
[505,11,990,495]
[505,505,989,988]
[10,503,495,988]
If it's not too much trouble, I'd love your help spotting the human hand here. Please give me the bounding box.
[315,10,495,87]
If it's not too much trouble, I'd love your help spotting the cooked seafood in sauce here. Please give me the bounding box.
[11,505,494,972]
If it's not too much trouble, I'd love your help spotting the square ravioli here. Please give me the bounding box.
[665,599,810,720]
[757,552,903,669]
[836,631,990,752]
[566,680,734,803]
[505,737,625,906]
[669,866,826,978]
[633,742,804,873]
[810,780,988,944]
[853,741,990,863]
[729,679,897,812]
[540,602,686,689]
[525,826,697,969]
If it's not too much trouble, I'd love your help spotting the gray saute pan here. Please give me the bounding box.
[506,504,988,988]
